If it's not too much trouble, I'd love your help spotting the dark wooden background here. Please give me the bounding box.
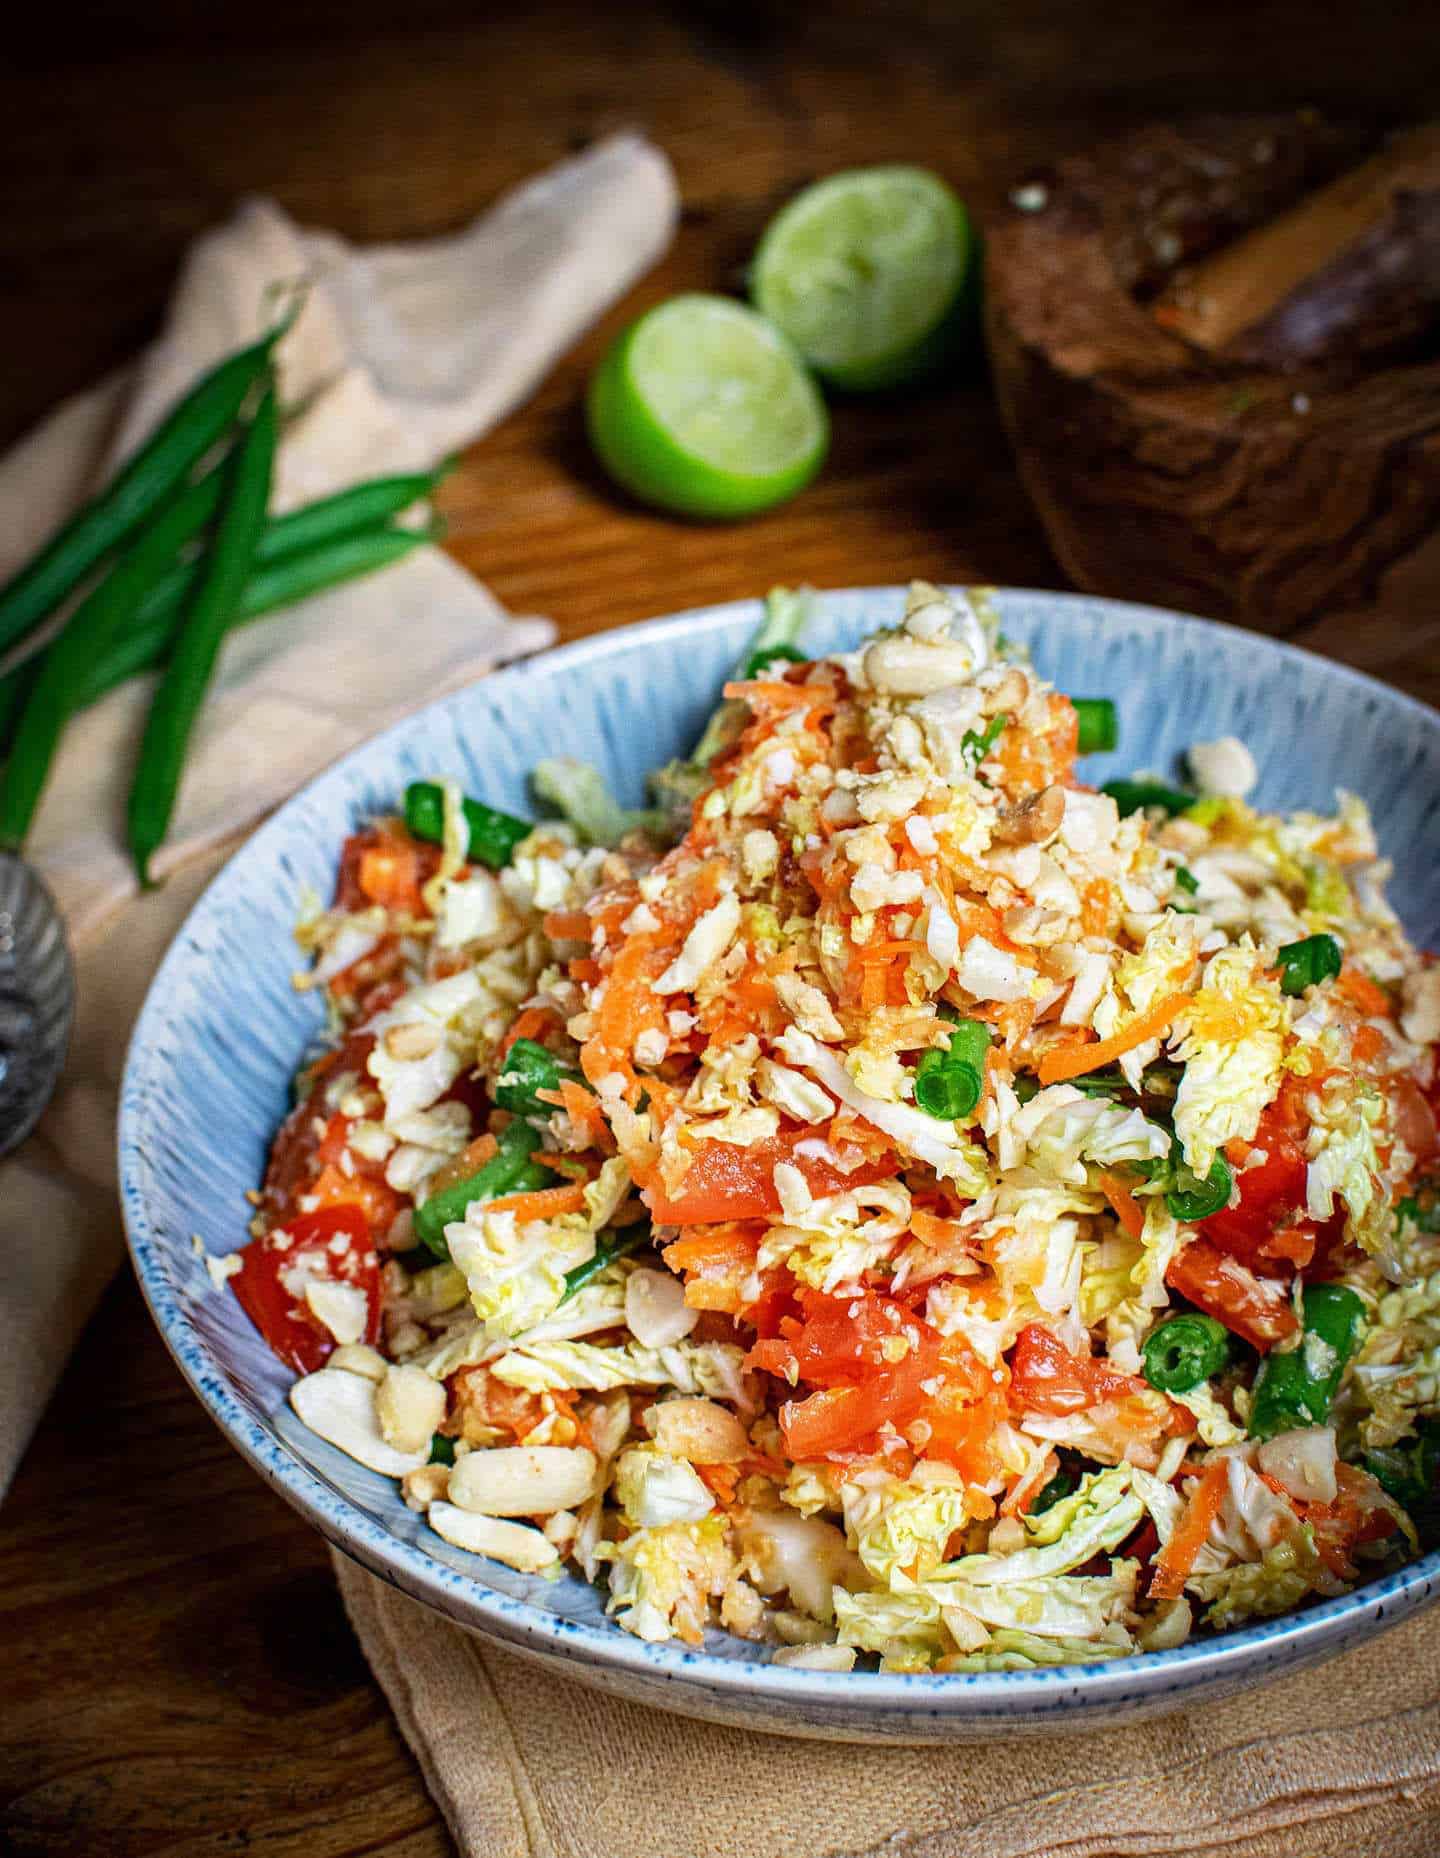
[3,4,1438,1853]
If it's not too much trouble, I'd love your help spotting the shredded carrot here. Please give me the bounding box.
[1150,1458,1228,1600]
[357,841,425,913]
[482,1183,586,1220]
[426,1132,498,1199]
[1079,879,1112,937]
[543,910,592,942]
[1099,1171,1147,1241]
[498,1004,557,1058]
[1350,1023,1387,1065]
[1039,989,1189,1086]
[910,1208,967,1249]
[1336,965,1393,1019]
[697,1462,742,1505]
[559,1077,609,1141]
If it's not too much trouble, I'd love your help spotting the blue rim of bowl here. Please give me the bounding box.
[119,586,1440,1714]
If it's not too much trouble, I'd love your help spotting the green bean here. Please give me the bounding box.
[741,641,807,680]
[1276,933,1343,998]
[1102,778,1194,818]
[1248,1282,1367,1440]
[70,524,439,712]
[257,465,450,564]
[128,386,279,886]
[1142,1312,1231,1393]
[412,1118,555,1257]
[494,1038,584,1119]
[1030,1450,1086,1516]
[1166,1151,1233,1222]
[0,327,279,659]
[914,1016,991,1121]
[1073,698,1118,754]
[0,467,228,850]
[1365,1417,1439,1516]
[404,779,531,871]
[561,1224,651,1301]
[1134,1138,1233,1222]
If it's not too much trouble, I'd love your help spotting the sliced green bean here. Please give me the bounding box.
[1248,1282,1366,1440]
[413,1118,555,1257]
[0,327,279,659]
[0,468,228,849]
[914,1016,991,1121]
[1030,1450,1086,1517]
[1073,698,1118,755]
[1276,933,1343,998]
[1102,778,1194,818]
[562,1224,651,1301]
[404,779,531,871]
[494,1038,585,1119]
[1365,1418,1439,1516]
[1142,1312,1231,1393]
[128,386,279,886]
[1166,1151,1233,1222]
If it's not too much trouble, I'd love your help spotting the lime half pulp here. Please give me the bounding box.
[586,293,829,520]
[751,165,973,391]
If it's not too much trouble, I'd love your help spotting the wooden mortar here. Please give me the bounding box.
[984,113,1440,636]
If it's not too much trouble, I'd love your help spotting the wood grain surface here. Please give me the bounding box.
[3,4,1439,1854]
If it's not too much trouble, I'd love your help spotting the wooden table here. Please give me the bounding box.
[3,5,1438,1853]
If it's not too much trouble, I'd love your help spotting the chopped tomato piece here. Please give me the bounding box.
[232,1206,381,1375]
[336,821,440,914]
[1203,1101,1310,1269]
[1166,1236,1300,1350]
[749,1289,941,1461]
[644,1127,895,1224]
[1009,1323,1159,1416]
[1388,1074,1439,1166]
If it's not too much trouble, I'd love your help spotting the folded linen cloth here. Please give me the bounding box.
[0,130,679,1495]
[335,1549,1440,1858]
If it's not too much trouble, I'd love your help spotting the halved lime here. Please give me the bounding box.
[751,166,973,391]
[586,294,828,520]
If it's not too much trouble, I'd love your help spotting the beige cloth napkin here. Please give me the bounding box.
[0,130,678,1495]
[335,1552,1440,1858]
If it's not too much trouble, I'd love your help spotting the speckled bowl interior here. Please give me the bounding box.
[120,587,1440,1741]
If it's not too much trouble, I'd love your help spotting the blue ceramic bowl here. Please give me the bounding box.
[120,588,1440,1741]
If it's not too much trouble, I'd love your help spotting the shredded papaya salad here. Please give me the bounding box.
[232,584,1440,1672]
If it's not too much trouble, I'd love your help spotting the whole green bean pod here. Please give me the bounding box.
[0,327,279,659]
[1248,1282,1367,1440]
[127,387,279,885]
[413,1118,556,1258]
[0,468,227,849]
[69,524,440,712]
[256,465,451,564]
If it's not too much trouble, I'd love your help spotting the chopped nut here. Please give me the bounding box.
[991,783,1065,846]
[401,1463,451,1511]
[376,1363,448,1454]
[328,1343,389,1383]
[384,1020,442,1061]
